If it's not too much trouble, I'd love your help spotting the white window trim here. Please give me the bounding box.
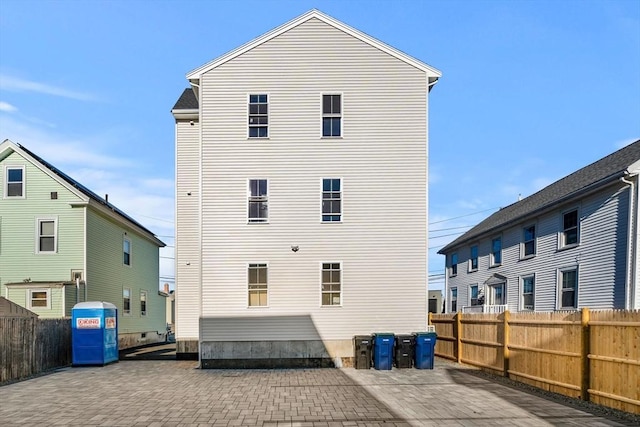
[450,287,458,313]
[558,207,580,250]
[320,177,343,223]
[320,92,344,139]
[468,245,478,272]
[4,165,25,199]
[490,236,502,267]
[27,288,51,310]
[247,262,269,308]
[557,266,579,310]
[247,93,270,139]
[487,282,506,306]
[123,236,132,266]
[521,223,537,259]
[35,216,58,254]
[469,284,480,306]
[450,253,458,277]
[140,290,148,316]
[520,274,535,311]
[247,178,269,224]
[123,287,132,316]
[320,261,343,307]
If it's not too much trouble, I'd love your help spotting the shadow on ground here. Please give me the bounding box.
[119,342,176,361]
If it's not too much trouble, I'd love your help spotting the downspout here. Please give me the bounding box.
[620,174,637,309]
[76,277,80,305]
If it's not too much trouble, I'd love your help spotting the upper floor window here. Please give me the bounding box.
[248,94,268,138]
[561,209,579,247]
[522,225,536,257]
[322,94,341,137]
[248,263,268,307]
[5,166,25,198]
[559,268,578,309]
[450,253,458,276]
[123,237,131,265]
[140,290,147,316]
[469,245,478,271]
[521,275,535,311]
[450,288,458,312]
[248,179,268,223]
[36,218,57,253]
[470,284,480,306]
[123,288,131,315]
[322,178,341,222]
[321,262,342,306]
[491,237,502,266]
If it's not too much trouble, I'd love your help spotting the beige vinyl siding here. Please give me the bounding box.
[175,119,201,340]
[0,150,84,314]
[86,209,165,334]
[197,18,428,341]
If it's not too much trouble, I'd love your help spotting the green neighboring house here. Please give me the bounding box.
[0,139,167,349]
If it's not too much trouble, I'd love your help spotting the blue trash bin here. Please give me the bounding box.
[373,333,395,370]
[414,332,437,369]
[72,301,118,366]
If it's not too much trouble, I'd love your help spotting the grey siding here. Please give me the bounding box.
[445,182,630,312]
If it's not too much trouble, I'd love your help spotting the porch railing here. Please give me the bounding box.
[462,304,507,314]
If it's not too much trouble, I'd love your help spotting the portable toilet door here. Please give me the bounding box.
[72,301,118,366]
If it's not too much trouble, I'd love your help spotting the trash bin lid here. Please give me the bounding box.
[73,301,117,310]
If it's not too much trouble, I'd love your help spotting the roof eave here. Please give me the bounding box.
[437,170,629,255]
[171,109,199,120]
[186,9,441,81]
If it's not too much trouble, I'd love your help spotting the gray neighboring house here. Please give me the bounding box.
[439,140,640,313]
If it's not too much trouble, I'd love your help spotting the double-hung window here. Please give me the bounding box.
[559,268,578,309]
[248,263,268,307]
[322,94,341,137]
[29,289,50,309]
[521,275,535,311]
[322,178,341,222]
[470,284,479,306]
[140,290,147,316]
[321,263,341,306]
[36,218,57,253]
[248,94,268,138]
[123,237,131,266]
[523,225,536,257]
[5,166,25,198]
[123,288,131,315]
[491,237,502,266]
[451,288,458,312]
[450,253,458,276]
[248,179,268,223]
[469,245,478,271]
[562,209,579,247]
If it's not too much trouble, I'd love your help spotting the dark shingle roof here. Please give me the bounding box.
[15,143,164,246]
[172,88,198,110]
[438,140,640,254]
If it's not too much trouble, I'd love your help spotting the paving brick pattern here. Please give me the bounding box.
[0,359,633,426]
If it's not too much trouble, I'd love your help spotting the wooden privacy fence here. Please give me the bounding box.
[429,309,640,415]
[0,317,72,383]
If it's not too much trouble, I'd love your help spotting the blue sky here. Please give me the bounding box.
[1,0,639,292]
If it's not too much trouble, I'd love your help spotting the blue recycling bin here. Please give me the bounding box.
[72,301,118,366]
[373,333,395,370]
[414,332,437,369]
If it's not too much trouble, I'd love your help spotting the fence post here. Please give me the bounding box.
[503,310,510,378]
[455,312,462,363]
[581,307,590,401]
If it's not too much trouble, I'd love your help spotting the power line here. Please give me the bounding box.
[429,225,472,233]
[429,206,499,225]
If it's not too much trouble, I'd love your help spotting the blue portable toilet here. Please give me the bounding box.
[373,333,395,370]
[72,301,118,366]
[414,332,437,369]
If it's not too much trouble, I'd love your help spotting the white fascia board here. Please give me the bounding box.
[171,109,199,120]
[627,159,640,175]
[186,9,442,81]
[0,139,89,202]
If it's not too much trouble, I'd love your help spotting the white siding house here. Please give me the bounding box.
[172,10,441,366]
[440,141,640,314]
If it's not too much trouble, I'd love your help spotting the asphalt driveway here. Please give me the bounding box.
[0,357,636,426]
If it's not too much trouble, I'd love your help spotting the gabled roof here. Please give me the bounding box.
[439,140,640,254]
[1,139,165,247]
[186,9,442,82]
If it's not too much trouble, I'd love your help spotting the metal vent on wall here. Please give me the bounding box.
[50,192,58,199]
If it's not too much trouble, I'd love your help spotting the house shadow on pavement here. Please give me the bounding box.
[119,342,176,361]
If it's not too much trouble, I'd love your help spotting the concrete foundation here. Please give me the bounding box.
[176,339,199,360]
[118,331,166,350]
